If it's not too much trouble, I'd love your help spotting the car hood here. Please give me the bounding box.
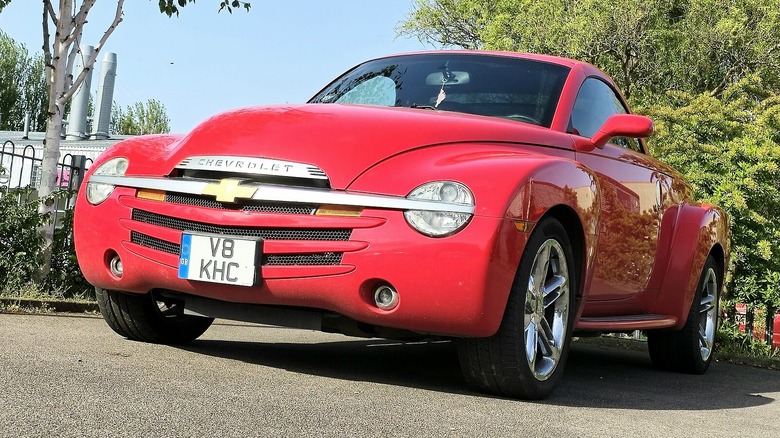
[165,104,573,189]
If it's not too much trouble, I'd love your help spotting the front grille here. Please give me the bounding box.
[132,209,352,241]
[165,193,317,215]
[131,231,180,255]
[129,231,344,266]
[264,253,343,266]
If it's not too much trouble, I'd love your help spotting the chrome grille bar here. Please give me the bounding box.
[90,175,475,214]
[165,192,317,215]
[131,210,352,241]
[129,231,344,266]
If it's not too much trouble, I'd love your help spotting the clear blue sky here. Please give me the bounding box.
[0,1,433,133]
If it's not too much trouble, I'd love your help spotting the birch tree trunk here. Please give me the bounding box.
[36,1,74,280]
[37,0,123,280]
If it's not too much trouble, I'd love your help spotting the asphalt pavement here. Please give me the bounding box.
[1,312,778,437]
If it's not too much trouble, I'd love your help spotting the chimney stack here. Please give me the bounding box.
[66,45,95,141]
[91,53,118,140]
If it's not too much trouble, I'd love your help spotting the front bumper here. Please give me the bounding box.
[74,185,527,337]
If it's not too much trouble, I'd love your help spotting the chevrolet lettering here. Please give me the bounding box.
[177,155,328,180]
[196,158,293,173]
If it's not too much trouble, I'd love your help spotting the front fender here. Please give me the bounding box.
[85,134,184,179]
[349,143,599,335]
[650,203,730,329]
[75,134,183,279]
[347,142,596,218]
[506,159,600,311]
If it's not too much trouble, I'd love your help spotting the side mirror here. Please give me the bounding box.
[574,114,654,152]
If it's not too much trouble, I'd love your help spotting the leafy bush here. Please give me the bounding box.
[0,188,93,299]
[47,204,94,299]
[641,76,780,310]
[0,188,46,290]
[717,305,779,360]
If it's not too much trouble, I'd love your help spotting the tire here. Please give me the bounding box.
[647,255,720,374]
[457,217,577,400]
[96,287,214,344]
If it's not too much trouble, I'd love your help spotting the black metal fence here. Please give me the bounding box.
[0,140,92,229]
[734,303,780,349]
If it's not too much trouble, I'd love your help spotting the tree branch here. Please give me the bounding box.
[62,0,124,103]
[63,1,97,86]
[42,1,53,69]
[73,0,96,25]
[710,64,741,97]
[45,0,56,24]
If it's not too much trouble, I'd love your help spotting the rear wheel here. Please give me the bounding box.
[457,217,576,400]
[648,255,720,374]
[96,288,213,344]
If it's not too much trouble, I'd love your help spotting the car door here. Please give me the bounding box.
[571,78,670,302]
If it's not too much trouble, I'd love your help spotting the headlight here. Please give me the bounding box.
[404,181,474,237]
[86,157,128,205]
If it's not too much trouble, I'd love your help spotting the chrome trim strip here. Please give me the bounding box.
[95,176,212,194]
[176,155,329,180]
[89,175,476,214]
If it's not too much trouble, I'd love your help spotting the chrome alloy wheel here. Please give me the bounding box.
[524,238,570,381]
[698,267,718,361]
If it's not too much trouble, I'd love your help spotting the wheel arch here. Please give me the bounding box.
[707,241,728,299]
[506,159,600,321]
[541,205,587,309]
[649,203,730,329]
[710,242,726,279]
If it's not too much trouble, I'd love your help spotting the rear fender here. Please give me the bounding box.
[650,203,729,329]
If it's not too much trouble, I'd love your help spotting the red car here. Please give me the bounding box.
[74,51,730,399]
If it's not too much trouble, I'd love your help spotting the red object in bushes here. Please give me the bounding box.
[734,303,780,348]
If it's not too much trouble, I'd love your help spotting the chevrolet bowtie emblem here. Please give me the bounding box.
[203,178,257,203]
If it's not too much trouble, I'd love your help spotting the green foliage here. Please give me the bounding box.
[118,99,171,135]
[0,189,92,299]
[400,0,780,98]
[0,31,48,131]
[717,311,780,360]
[47,204,94,299]
[110,100,123,135]
[0,189,46,288]
[158,0,251,16]
[641,76,780,308]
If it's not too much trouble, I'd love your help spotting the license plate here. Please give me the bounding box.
[178,232,261,287]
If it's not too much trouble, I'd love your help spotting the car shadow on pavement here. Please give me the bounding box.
[180,333,471,395]
[177,330,779,409]
[550,341,779,410]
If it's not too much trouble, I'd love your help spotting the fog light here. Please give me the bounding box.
[109,255,123,277]
[374,285,399,310]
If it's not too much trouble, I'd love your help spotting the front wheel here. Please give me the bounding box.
[96,288,213,344]
[457,217,577,400]
[647,255,720,374]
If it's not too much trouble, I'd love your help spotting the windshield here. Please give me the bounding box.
[309,53,570,128]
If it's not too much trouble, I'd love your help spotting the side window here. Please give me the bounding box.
[570,78,642,152]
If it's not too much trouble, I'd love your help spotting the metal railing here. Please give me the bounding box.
[1,140,93,229]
